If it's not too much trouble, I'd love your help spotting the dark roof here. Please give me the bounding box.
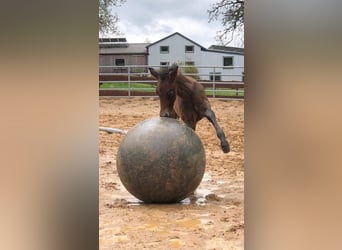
[146,32,206,50]
[208,45,244,54]
[146,32,244,55]
[99,43,150,55]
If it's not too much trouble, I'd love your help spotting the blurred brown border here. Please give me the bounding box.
[0,1,99,250]
[246,1,342,249]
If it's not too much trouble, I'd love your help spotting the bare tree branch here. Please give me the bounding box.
[99,0,126,37]
[208,0,244,46]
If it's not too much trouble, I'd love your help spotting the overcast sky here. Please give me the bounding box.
[113,0,244,48]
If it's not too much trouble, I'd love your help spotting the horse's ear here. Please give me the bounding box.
[169,63,178,73]
[169,64,178,79]
[149,67,159,79]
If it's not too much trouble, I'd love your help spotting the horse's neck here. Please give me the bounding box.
[174,74,208,119]
[175,74,208,107]
[175,74,194,93]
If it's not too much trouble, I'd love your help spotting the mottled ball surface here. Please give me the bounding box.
[116,117,206,203]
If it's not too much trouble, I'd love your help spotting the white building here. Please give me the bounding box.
[146,32,244,81]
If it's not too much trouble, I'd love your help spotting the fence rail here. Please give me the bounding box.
[99,65,244,98]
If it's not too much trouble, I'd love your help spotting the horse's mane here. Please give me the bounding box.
[158,66,169,80]
[158,64,205,99]
[175,69,207,106]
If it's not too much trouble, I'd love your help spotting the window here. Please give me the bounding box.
[185,61,194,65]
[210,72,221,81]
[185,45,194,53]
[115,58,125,66]
[160,62,169,66]
[223,57,233,67]
[160,46,169,53]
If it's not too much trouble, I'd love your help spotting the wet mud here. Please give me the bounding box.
[99,97,244,249]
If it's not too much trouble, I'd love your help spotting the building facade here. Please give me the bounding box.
[146,32,244,81]
[99,33,244,81]
[99,38,149,73]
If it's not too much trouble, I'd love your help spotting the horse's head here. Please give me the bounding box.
[149,64,179,118]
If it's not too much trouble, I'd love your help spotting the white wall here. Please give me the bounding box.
[148,33,244,81]
[148,34,202,66]
[199,51,244,81]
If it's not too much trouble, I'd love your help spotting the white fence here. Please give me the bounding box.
[99,65,244,98]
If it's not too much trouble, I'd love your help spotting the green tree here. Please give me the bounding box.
[208,0,244,45]
[99,0,126,36]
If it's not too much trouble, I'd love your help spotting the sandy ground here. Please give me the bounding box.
[99,97,244,249]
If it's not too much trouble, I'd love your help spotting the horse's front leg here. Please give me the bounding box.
[204,109,230,153]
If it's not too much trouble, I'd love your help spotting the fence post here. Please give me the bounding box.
[128,66,131,97]
[213,66,216,98]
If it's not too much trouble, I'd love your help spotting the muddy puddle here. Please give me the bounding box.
[108,172,222,206]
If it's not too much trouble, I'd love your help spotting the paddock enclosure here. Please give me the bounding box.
[99,65,244,99]
[99,97,244,249]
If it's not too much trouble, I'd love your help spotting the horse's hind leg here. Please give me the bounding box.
[204,109,230,153]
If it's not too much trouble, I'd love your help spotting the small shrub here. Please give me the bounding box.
[178,62,200,80]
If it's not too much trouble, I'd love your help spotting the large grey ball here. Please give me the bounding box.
[116,117,206,203]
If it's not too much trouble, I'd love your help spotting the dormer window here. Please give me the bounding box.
[185,45,194,53]
[223,56,233,67]
[160,46,169,53]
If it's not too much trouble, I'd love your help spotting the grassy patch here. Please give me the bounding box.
[100,82,244,97]
[100,82,155,89]
[205,88,244,97]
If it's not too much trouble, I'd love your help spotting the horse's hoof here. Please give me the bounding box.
[221,141,230,153]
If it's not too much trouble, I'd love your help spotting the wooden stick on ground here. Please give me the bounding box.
[99,126,128,134]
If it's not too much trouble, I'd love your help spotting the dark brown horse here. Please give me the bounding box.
[149,64,230,153]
